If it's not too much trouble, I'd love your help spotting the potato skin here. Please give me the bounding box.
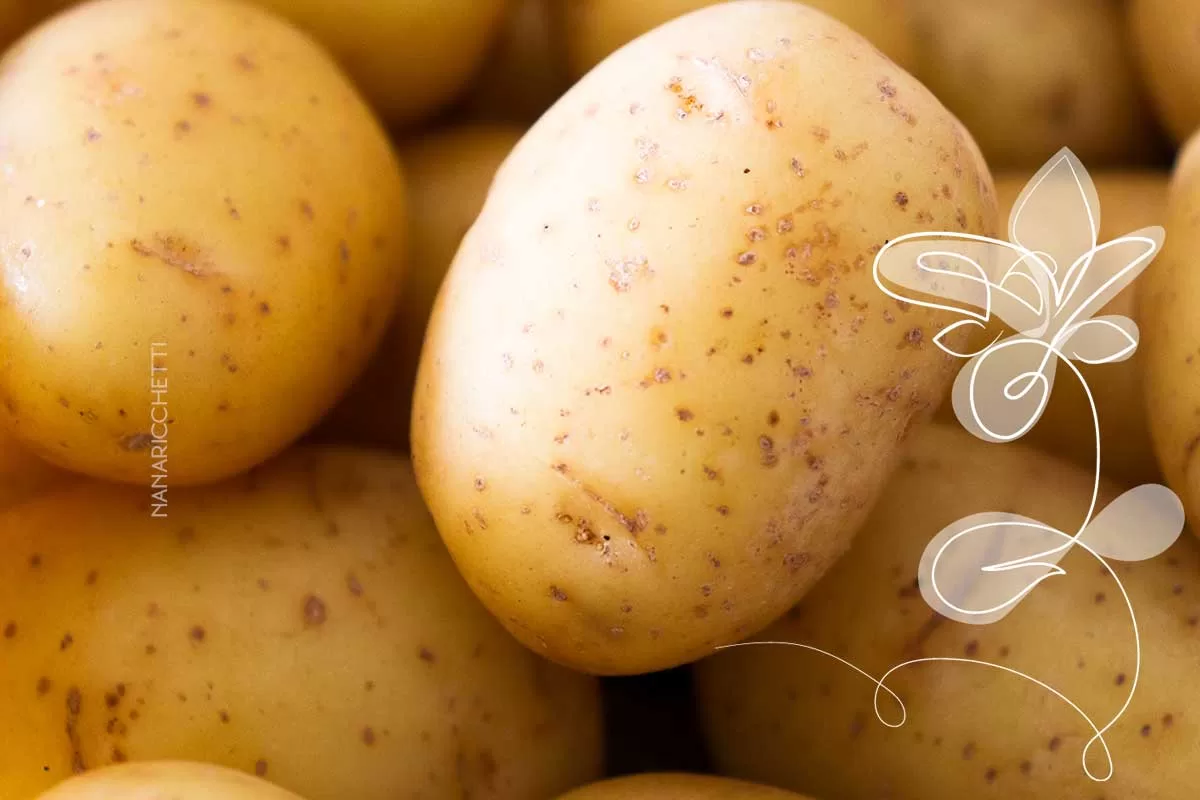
[412,0,998,676]
[557,773,811,800]
[0,0,407,486]
[1130,0,1200,144]
[937,171,1167,487]
[0,427,70,509]
[0,447,603,800]
[37,761,306,799]
[562,0,916,78]
[1142,133,1200,532]
[249,0,507,127]
[696,424,1200,799]
[317,125,522,451]
[909,0,1157,168]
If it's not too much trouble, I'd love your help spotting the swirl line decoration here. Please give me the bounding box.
[716,147,1186,783]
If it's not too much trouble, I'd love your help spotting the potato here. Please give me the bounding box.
[411,0,999,676]
[0,447,603,800]
[1142,133,1200,531]
[249,0,507,127]
[696,423,1200,799]
[0,1,71,52]
[0,427,70,509]
[459,0,571,123]
[0,0,407,486]
[562,0,916,79]
[908,0,1157,168]
[1130,0,1200,143]
[557,773,811,800]
[316,124,521,451]
[37,761,305,799]
[936,171,1167,486]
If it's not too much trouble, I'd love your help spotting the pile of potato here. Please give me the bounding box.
[1,0,1198,798]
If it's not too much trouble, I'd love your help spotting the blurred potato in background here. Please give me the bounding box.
[317,125,523,450]
[909,0,1160,168]
[1130,0,1200,145]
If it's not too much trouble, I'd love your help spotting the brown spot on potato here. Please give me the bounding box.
[303,595,327,626]
[550,586,568,602]
[255,760,268,777]
[894,191,909,208]
[418,647,436,663]
[1048,736,1062,751]
[362,727,376,746]
[60,633,74,651]
[3,622,15,639]
[675,407,694,421]
[129,235,209,277]
[37,677,51,696]
[189,625,206,642]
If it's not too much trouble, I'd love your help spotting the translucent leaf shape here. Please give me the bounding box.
[1057,315,1138,364]
[952,335,1056,443]
[1079,484,1185,562]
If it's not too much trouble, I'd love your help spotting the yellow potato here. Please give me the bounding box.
[696,423,1200,799]
[1142,132,1200,531]
[250,0,508,127]
[0,427,70,509]
[909,0,1157,168]
[0,0,407,486]
[1130,0,1200,143]
[0,1,72,52]
[412,0,998,675]
[935,171,1167,486]
[459,0,571,123]
[317,124,522,451]
[0,447,603,800]
[562,0,916,78]
[557,773,811,800]
[37,761,305,800]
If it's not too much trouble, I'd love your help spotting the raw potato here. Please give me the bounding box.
[1130,0,1200,143]
[318,125,522,450]
[37,761,306,800]
[412,0,998,675]
[562,0,916,78]
[909,0,1157,168]
[460,0,571,123]
[557,773,812,800]
[937,171,1167,487]
[0,427,70,509]
[250,0,508,127]
[0,448,603,800]
[0,0,407,486]
[1142,133,1200,531]
[696,424,1200,799]
[0,1,73,52]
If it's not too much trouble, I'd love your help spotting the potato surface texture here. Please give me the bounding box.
[0,448,603,800]
[36,761,306,799]
[1130,0,1200,144]
[250,0,508,127]
[697,424,1200,799]
[562,0,915,79]
[0,427,69,509]
[909,0,1156,168]
[1142,133,1200,532]
[0,0,407,486]
[319,125,522,450]
[557,773,812,800]
[412,0,998,675]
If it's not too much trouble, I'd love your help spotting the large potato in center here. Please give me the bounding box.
[412,0,998,675]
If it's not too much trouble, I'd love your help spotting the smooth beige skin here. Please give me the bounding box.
[0,448,603,800]
[563,0,916,78]
[697,424,1200,799]
[1142,133,1200,533]
[250,0,507,127]
[412,0,998,676]
[557,773,811,800]
[909,0,1157,169]
[37,761,306,800]
[936,171,1167,486]
[318,125,522,451]
[460,0,571,123]
[0,427,70,509]
[1131,0,1200,144]
[0,0,407,486]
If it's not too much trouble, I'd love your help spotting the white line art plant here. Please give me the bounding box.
[717,148,1186,784]
[871,147,1186,780]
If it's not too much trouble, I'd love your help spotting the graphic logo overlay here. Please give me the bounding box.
[716,148,1185,783]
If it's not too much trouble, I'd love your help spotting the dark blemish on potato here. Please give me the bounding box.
[418,647,436,663]
[1141,724,1153,737]
[3,622,14,639]
[894,191,909,208]
[174,120,192,136]
[984,767,997,783]
[303,595,327,627]
[235,53,257,71]
[877,78,897,98]
[30,554,42,568]
[1048,736,1062,751]
[66,686,85,772]
[675,407,695,422]
[962,742,976,759]
[784,553,810,572]
[364,681,375,692]
[904,327,923,346]
[736,251,757,266]
[121,432,151,450]
[759,436,778,467]
[1095,592,1106,604]
[189,625,206,643]
[810,126,830,143]
[741,354,755,365]
[346,573,363,597]
[765,118,783,130]
[720,307,734,319]
[964,640,979,656]
[1047,81,1077,127]
[220,353,238,373]
[255,760,268,777]
[85,127,101,142]
[60,633,74,651]
[299,200,314,220]
[129,235,207,277]
[191,91,211,108]
[1115,673,1127,686]
[145,644,157,655]
[37,677,51,696]
[362,727,377,746]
